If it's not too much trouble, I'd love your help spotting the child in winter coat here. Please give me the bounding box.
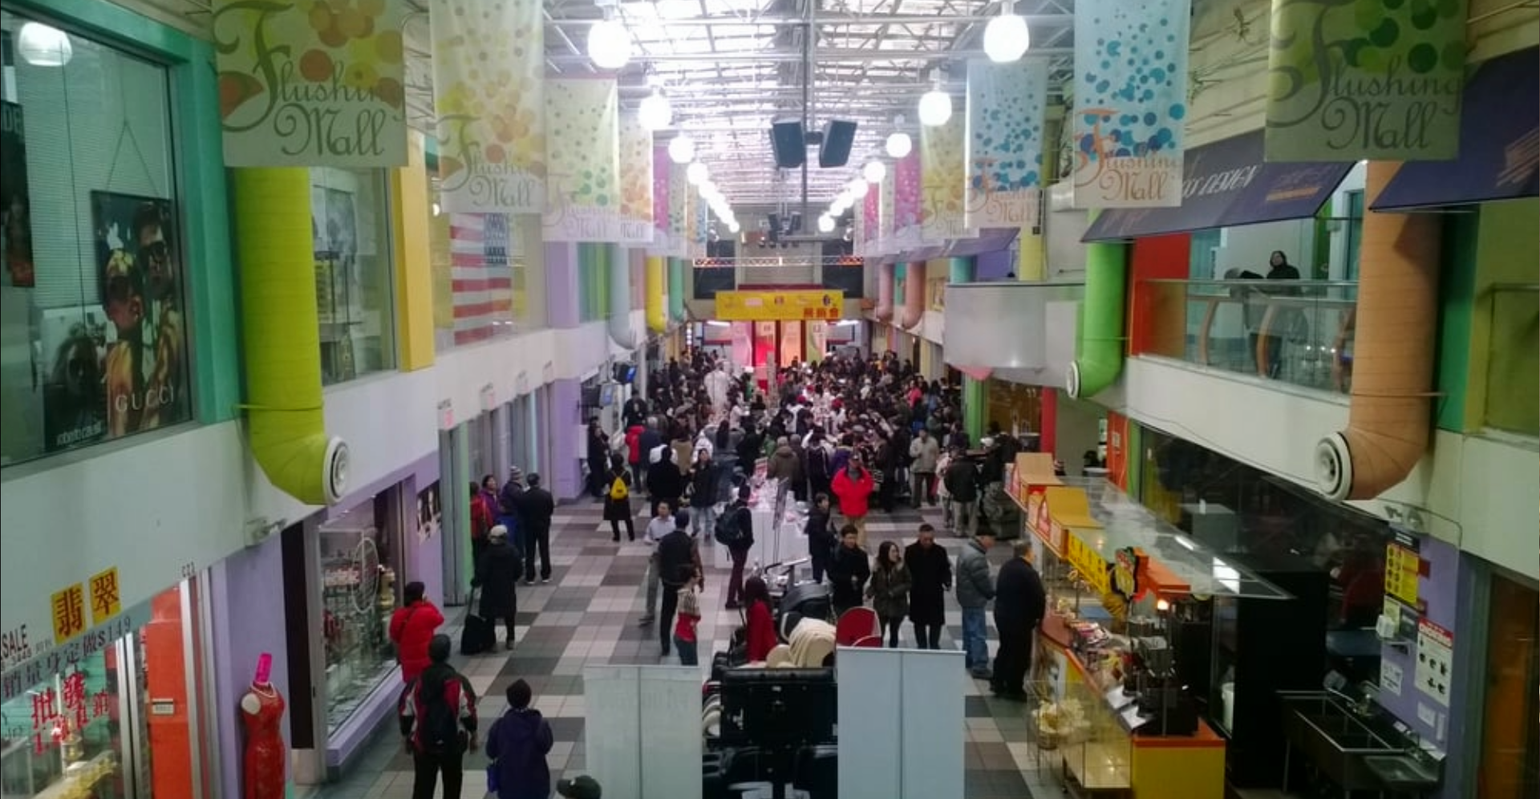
[673,570,703,666]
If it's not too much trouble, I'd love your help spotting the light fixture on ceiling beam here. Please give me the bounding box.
[918,69,953,127]
[862,159,886,183]
[669,134,696,164]
[588,0,632,71]
[885,115,912,159]
[983,0,1032,63]
[687,161,709,185]
[638,77,672,130]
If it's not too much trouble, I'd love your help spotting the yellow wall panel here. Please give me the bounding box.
[391,130,436,370]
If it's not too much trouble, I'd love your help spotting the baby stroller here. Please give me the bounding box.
[776,581,833,642]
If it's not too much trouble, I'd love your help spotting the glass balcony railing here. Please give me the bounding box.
[1143,279,1360,395]
[1484,283,1539,436]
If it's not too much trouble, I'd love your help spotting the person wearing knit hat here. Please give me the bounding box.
[556,775,602,799]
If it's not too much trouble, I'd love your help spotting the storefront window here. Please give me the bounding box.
[426,157,534,349]
[309,167,395,385]
[0,581,208,799]
[0,13,191,465]
[318,492,401,733]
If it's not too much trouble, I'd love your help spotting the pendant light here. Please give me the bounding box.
[863,159,887,184]
[918,70,953,127]
[885,115,913,159]
[983,1,1031,63]
[18,22,73,67]
[588,0,632,71]
[638,87,672,131]
[668,134,696,164]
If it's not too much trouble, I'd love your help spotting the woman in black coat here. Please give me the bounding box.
[903,527,953,650]
[645,447,687,517]
[603,456,636,542]
[474,526,522,650]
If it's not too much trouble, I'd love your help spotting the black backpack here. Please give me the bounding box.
[714,506,747,547]
[417,677,464,753]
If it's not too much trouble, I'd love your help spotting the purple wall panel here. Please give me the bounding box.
[211,535,291,799]
[545,241,580,329]
[549,379,583,500]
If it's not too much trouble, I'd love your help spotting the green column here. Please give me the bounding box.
[948,256,974,284]
[668,257,686,322]
[1125,421,1144,504]
[963,376,986,443]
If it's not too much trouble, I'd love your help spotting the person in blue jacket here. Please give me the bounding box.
[485,679,553,799]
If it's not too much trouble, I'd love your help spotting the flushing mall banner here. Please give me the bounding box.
[1263,0,1467,162]
[965,58,1050,229]
[542,78,621,242]
[1072,0,1192,208]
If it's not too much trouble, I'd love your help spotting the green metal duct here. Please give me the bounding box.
[667,257,686,322]
[1066,240,1127,399]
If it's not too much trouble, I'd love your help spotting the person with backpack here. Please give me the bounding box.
[398,634,478,799]
[485,679,553,799]
[603,456,635,543]
[717,484,755,610]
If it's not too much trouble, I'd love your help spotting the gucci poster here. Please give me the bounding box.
[1072,0,1192,208]
[1264,0,1467,161]
[211,0,408,166]
[1,98,33,287]
[43,193,187,452]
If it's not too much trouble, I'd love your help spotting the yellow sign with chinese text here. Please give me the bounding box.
[51,584,86,644]
[715,290,844,321]
[1384,543,1420,607]
[89,568,122,626]
[1063,531,1111,597]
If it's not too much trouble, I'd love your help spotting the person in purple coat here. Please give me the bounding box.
[485,679,553,799]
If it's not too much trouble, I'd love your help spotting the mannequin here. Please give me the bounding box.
[240,653,286,799]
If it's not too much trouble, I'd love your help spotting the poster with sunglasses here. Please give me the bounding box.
[43,191,190,453]
[0,97,34,288]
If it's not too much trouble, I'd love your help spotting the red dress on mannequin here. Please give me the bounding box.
[240,683,286,799]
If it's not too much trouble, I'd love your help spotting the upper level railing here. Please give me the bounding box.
[1142,279,1359,396]
[1485,283,1538,436]
[692,256,865,300]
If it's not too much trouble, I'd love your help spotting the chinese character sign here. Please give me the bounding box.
[543,78,620,242]
[921,113,971,241]
[51,584,85,644]
[1264,0,1466,161]
[88,568,120,626]
[432,0,546,213]
[211,0,407,167]
[618,117,655,244]
[965,59,1050,229]
[1072,0,1192,208]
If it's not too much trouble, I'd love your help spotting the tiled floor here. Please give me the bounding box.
[299,501,1062,799]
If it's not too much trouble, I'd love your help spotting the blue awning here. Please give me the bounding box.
[946,228,1020,258]
[1083,131,1351,241]
[1372,48,1539,211]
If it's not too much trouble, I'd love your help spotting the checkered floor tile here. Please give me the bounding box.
[298,501,1057,799]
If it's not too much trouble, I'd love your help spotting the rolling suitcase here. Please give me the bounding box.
[460,589,495,655]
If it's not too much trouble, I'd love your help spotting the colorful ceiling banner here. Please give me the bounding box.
[668,162,690,258]
[1072,0,1191,208]
[432,0,544,213]
[693,189,709,251]
[921,113,972,241]
[893,150,923,252]
[965,59,1050,229]
[856,188,874,255]
[1264,0,1467,162]
[211,0,407,166]
[877,169,896,256]
[652,145,672,251]
[543,78,619,242]
[618,117,654,244]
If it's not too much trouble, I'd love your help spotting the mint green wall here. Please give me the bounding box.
[14,0,240,425]
[1434,212,1479,432]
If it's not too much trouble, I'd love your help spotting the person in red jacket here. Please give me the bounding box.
[831,455,876,548]
[742,576,778,663]
[469,482,495,568]
[390,582,446,685]
[625,423,645,486]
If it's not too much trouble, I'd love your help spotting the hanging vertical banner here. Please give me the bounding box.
[542,78,620,242]
[1264,0,1466,162]
[618,117,654,244]
[856,188,873,255]
[893,150,923,252]
[965,59,1050,229]
[1072,0,1191,208]
[877,169,896,257]
[668,162,689,258]
[210,0,407,166]
[693,190,709,254]
[432,0,545,213]
[920,114,972,242]
[651,146,672,253]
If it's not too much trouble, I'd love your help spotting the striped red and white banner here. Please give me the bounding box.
[449,213,514,345]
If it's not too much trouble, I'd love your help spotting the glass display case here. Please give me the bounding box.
[1047,677,1132,795]
[318,494,401,734]
[0,650,124,799]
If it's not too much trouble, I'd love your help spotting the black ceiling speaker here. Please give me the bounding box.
[771,121,807,169]
[818,120,857,168]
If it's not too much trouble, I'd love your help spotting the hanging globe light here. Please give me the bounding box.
[18,22,72,67]
[885,131,912,159]
[817,215,835,233]
[849,178,870,199]
[863,159,887,183]
[588,16,632,71]
[983,1,1031,63]
[638,88,672,131]
[686,161,709,185]
[918,89,953,127]
[668,134,696,164]
[728,221,742,234]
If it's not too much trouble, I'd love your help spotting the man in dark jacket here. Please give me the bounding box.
[498,466,525,538]
[645,446,686,518]
[586,419,611,499]
[804,493,837,584]
[992,540,1047,700]
[398,634,478,799]
[656,511,704,656]
[904,524,952,649]
[513,474,556,585]
[828,526,871,617]
[686,449,720,537]
[955,529,996,679]
[723,485,755,610]
[622,395,648,429]
[473,526,521,651]
[943,450,980,538]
